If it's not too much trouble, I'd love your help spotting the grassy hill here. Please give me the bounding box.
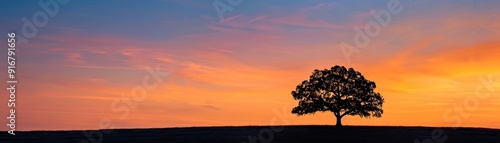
[1,125,499,143]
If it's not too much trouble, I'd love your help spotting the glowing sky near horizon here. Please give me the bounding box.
[0,0,499,131]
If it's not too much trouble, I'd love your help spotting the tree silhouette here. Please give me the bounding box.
[291,65,384,126]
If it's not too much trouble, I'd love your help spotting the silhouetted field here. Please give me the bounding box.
[1,125,499,143]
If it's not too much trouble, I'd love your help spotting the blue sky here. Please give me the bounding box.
[1,0,500,131]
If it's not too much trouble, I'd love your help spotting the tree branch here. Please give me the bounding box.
[340,110,353,117]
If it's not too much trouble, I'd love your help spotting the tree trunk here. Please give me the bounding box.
[335,116,342,127]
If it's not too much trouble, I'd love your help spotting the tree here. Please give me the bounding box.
[291,65,384,126]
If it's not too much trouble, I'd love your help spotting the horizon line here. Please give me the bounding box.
[7,124,500,132]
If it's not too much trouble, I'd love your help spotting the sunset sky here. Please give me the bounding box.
[1,0,499,131]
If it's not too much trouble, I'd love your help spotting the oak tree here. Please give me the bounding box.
[291,65,384,126]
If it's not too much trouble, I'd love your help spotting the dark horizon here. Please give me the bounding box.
[3,125,500,143]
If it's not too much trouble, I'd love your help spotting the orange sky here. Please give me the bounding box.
[0,0,499,131]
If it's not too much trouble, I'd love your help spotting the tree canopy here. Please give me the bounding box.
[291,65,384,126]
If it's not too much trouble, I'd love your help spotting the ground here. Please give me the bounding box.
[1,125,499,143]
